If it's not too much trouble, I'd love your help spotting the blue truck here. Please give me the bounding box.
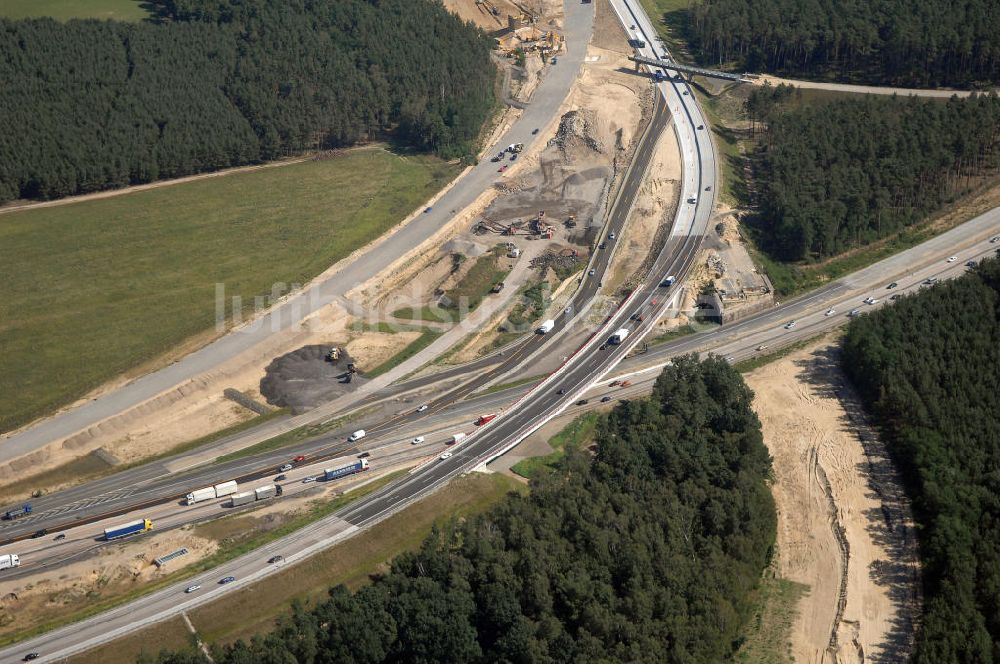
[654,70,667,82]
[104,518,153,541]
[3,504,32,520]
[324,459,369,481]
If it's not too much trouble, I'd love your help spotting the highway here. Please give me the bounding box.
[3,0,998,659]
[0,0,598,466]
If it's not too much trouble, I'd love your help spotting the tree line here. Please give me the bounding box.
[0,0,496,204]
[685,0,1000,87]
[147,356,776,663]
[746,88,1000,262]
[842,257,1000,662]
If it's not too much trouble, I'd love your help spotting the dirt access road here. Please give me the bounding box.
[746,337,920,664]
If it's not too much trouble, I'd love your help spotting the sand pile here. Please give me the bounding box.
[553,109,609,160]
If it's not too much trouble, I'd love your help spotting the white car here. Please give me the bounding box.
[278,463,293,472]
[348,429,366,442]
[416,404,428,413]
[947,256,957,263]
[185,585,201,593]
[825,308,835,316]
[301,476,316,484]
[439,452,453,460]
[848,309,861,317]
[411,436,425,445]
[991,235,1000,243]
[784,321,796,330]
[755,345,768,352]
[608,232,616,240]
[864,297,878,305]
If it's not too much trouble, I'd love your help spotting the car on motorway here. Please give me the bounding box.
[219,576,236,585]
[416,404,428,413]
[268,555,284,564]
[992,235,1000,243]
[687,197,696,203]
[630,313,644,321]
[588,268,596,276]
[887,282,898,289]
[279,463,293,472]
[293,455,306,463]
[599,344,607,350]
[301,476,316,484]
[348,429,366,442]
[697,124,704,130]
[532,128,539,134]
[411,436,425,445]
[683,90,689,95]
[923,277,938,285]
[424,207,432,214]
[947,256,957,262]
[609,380,621,387]
[275,474,287,481]
[966,260,977,268]
[498,164,507,172]
[609,232,617,240]
[185,585,201,593]
[825,308,835,316]
[22,653,39,661]
[864,297,879,305]
[705,185,712,191]
[510,153,517,161]
[358,452,371,459]
[576,399,589,406]
[439,452,453,460]
[600,396,612,403]
[756,345,768,352]
[784,321,796,329]
[890,294,902,300]
[32,529,47,539]
[557,389,566,395]
[54,533,66,541]
[848,309,861,317]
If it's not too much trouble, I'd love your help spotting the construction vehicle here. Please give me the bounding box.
[326,347,340,362]
[565,214,577,228]
[491,282,505,294]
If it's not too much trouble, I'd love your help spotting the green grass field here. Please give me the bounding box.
[0,0,150,21]
[0,149,460,434]
[511,412,600,480]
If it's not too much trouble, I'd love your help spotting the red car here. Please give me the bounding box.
[475,414,497,426]
[498,165,507,172]
[292,455,306,463]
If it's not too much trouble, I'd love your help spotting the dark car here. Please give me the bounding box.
[275,474,287,481]
[886,282,898,289]
[268,555,284,564]
[600,396,612,403]
[31,529,47,539]
[23,654,39,661]
[890,294,902,300]
[599,242,606,250]
[424,207,432,213]
[54,533,66,541]
[576,399,589,406]
[219,576,236,585]
[532,128,539,134]
[358,452,371,459]
[557,389,566,395]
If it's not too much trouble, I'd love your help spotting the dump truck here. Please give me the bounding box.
[0,554,20,571]
[536,319,555,334]
[229,492,254,507]
[324,459,369,481]
[104,518,152,541]
[3,504,32,520]
[609,328,630,344]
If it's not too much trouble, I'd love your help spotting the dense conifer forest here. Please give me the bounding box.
[148,356,776,663]
[842,257,1000,662]
[746,88,1000,261]
[0,0,496,203]
[686,0,1000,87]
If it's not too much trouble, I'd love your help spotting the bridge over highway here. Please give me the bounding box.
[629,53,754,83]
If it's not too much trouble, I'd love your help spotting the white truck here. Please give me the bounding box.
[186,479,239,505]
[348,429,366,442]
[255,485,276,501]
[609,328,630,344]
[0,554,20,571]
[536,319,555,334]
[229,492,254,507]
[449,433,467,445]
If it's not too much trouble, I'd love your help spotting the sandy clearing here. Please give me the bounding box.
[746,338,919,664]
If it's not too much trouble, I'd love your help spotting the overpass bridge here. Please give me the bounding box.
[629,53,754,83]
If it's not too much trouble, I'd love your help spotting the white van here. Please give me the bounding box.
[348,429,366,442]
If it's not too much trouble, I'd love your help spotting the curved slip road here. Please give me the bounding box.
[0,0,597,466]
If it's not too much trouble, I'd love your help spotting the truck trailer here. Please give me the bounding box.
[0,554,20,571]
[448,433,467,445]
[214,480,238,498]
[609,328,630,344]
[3,504,32,520]
[324,459,369,481]
[228,492,254,507]
[104,518,152,541]
[254,485,276,501]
